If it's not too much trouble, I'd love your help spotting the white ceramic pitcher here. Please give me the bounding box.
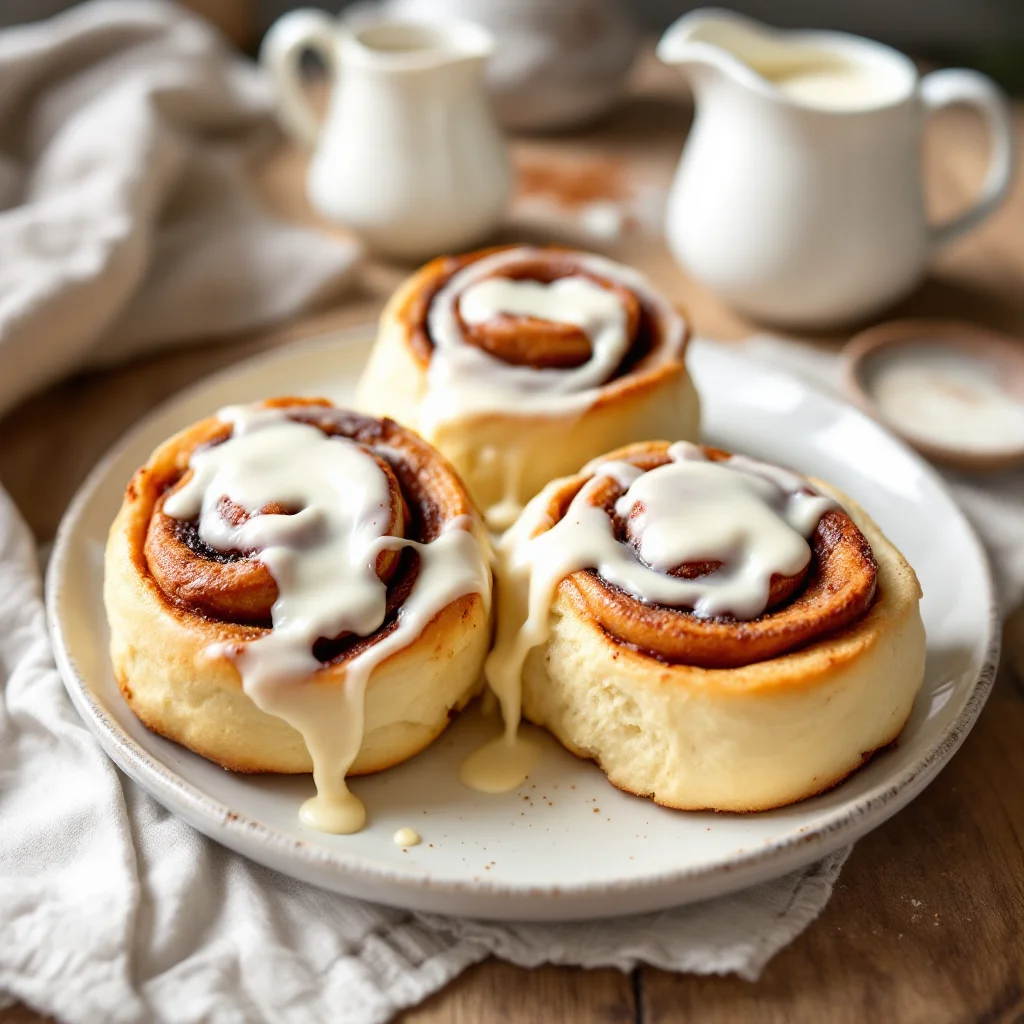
[658,9,1016,328]
[260,12,511,261]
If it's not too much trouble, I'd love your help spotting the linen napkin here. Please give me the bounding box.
[0,0,360,418]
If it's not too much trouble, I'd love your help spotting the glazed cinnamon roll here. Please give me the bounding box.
[104,398,492,834]
[355,245,700,530]
[484,441,925,812]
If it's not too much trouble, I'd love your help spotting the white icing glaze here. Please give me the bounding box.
[164,405,491,834]
[393,827,421,847]
[610,444,832,617]
[464,444,834,784]
[165,408,396,671]
[460,276,628,384]
[421,247,686,430]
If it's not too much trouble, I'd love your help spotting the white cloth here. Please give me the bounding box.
[0,0,360,418]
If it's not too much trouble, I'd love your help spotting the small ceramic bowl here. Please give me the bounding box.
[844,319,1024,473]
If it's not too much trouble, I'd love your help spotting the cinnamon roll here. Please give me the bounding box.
[104,398,492,833]
[480,441,925,812]
[355,245,700,530]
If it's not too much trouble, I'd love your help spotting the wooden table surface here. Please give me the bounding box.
[2,54,1022,1024]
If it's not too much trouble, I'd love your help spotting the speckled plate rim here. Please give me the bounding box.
[46,327,1002,919]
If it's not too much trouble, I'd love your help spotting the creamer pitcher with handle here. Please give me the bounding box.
[261,12,511,261]
[657,9,1016,328]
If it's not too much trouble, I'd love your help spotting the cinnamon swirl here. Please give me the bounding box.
[480,441,925,812]
[104,398,492,833]
[355,245,700,529]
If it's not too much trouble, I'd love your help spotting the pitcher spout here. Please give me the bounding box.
[659,8,916,110]
[656,8,774,84]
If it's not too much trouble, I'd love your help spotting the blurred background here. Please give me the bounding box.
[3,0,1024,90]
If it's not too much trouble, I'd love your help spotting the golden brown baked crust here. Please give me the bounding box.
[104,397,492,775]
[355,245,701,526]
[542,443,879,668]
[506,442,927,811]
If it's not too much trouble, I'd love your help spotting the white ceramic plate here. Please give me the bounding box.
[47,329,999,921]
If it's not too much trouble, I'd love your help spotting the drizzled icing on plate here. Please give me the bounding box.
[460,443,835,794]
[393,827,421,847]
[163,405,490,835]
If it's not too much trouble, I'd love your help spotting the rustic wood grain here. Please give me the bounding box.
[1,47,1022,1024]
[641,671,1024,1024]
[400,962,636,1024]
[0,1009,53,1024]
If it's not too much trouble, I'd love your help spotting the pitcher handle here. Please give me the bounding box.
[920,68,1016,252]
[259,9,338,149]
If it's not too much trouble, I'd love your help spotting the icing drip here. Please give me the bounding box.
[457,729,541,794]
[462,444,835,790]
[478,440,531,533]
[422,247,686,430]
[393,828,421,847]
[163,405,490,834]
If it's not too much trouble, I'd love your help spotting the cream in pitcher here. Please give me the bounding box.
[657,9,1016,327]
[260,12,510,261]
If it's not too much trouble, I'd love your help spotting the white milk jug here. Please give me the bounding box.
[658,9,1016,327]
[261,12,511,261]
